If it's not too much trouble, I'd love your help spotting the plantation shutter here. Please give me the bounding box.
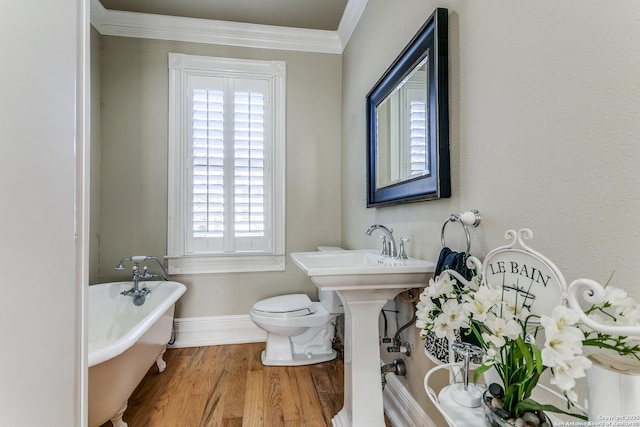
[187,75,271,254]
[408,93,428,177]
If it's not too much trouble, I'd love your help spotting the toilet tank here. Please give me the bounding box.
[316,246,345,314]
[316,246,344,252]
[318,290,344,314]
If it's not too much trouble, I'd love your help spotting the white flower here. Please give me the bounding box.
[418,284,437,304]
[468,275,481,292]
[462,285,501,322]
[424,272,455,299]
[586,303,640,328]
[416,297,436,320]
[502,291,530,321]
[611,301,640,325]
[541,327,584,367]
[415,318,428,330]
[481,344,504,368]
[432,313,455,340]
[605,286,632,307]
[549,355,592,392]
[541,306,589,370]
[441,299,468,330]
[486,345,499,361]
[541,305,580,334]
[483,316,522,348]
[419,328,430,339]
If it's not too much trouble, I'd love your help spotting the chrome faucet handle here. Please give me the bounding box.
[397,238,409,259]
[380,235,389,256]
[141,265,155,279]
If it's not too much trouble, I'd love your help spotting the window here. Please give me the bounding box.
[167,53,286,274]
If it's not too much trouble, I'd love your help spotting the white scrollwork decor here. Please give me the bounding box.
[567,278,640,337]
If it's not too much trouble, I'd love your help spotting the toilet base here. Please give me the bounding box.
[255,315,338,367]
[261,349,337,366]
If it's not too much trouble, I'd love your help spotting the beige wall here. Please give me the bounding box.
[343,0,640,420]
[95,36,342,317]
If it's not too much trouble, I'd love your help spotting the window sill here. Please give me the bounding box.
[166,254,286,275]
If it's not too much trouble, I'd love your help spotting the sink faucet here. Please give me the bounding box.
[365,224,397,258]
[115,256,171,306]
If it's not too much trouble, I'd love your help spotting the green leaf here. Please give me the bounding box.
[531,343,544,374]
[473,363,492,383]
[520,372,540,400]
[515,337,534,375]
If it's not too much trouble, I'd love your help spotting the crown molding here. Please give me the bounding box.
[90,0,366,54]
[337,0,368,50]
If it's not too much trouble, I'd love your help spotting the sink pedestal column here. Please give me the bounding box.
[332,287,408,427]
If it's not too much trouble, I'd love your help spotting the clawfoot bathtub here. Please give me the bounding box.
[88,281,186,427]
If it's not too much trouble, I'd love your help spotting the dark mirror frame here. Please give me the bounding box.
[366,8,450,207]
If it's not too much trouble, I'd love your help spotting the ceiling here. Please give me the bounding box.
[92,0,365,53]
[99,0,349,31]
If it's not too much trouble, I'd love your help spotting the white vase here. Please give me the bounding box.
[586,353,640,421]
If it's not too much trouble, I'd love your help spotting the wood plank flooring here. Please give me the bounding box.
[99,342,392,427]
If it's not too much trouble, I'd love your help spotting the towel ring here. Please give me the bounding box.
[440,209,481,256]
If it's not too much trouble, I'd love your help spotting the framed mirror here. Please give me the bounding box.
[366,8,450,207]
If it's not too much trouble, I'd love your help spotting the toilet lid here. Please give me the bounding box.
[252,294,316,318]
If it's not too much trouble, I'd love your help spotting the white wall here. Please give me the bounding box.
[343,0,640,420]
[90,25,102,285]
[0,1,85,425]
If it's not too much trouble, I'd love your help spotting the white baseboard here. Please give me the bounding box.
[170,315,267,348]
[383,370,437,427]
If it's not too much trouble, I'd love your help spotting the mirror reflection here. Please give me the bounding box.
[375,58,429,190]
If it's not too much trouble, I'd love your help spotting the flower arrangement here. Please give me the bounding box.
[416,271,640,420]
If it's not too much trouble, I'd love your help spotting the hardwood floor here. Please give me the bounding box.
[100,342,392,427]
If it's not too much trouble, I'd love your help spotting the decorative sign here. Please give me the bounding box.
[481,229,567,321]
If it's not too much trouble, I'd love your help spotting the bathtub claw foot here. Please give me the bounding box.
[156,346,167,373]
[110,401,128,427]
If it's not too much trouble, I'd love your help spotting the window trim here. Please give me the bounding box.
[167,53,286,274]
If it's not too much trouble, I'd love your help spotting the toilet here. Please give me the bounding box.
[250,247,345,366]
[250,290,343,366]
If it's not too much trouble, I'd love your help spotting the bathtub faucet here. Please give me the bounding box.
[116,256,171,306]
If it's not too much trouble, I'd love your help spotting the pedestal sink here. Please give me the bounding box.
[290,250,435,427]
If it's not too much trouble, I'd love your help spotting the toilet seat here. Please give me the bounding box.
[252,294,316,318]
